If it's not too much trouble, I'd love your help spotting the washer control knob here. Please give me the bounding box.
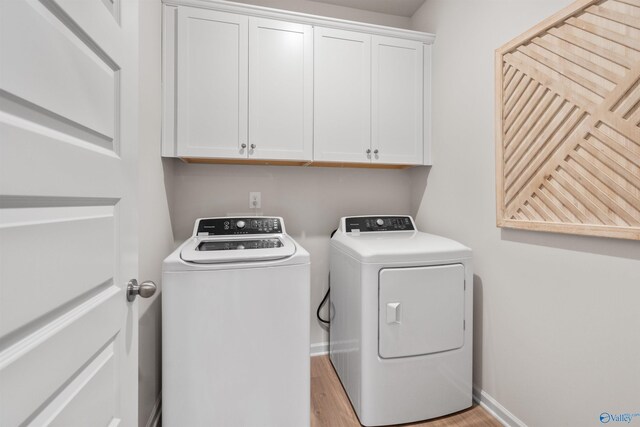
[376,218,384,226]
[236,220,246,229]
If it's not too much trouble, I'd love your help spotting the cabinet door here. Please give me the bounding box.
[423,44,432,165]
[372,36,423,165]
[176,7,248,158]
[314,28,371,163]
[249,18,313,161]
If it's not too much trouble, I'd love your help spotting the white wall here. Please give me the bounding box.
[228,0,411,28]
[168,162,412,346]
[410,1,640,426]
[138,1,175,425]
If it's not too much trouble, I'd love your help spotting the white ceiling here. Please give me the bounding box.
[310,0,426,17]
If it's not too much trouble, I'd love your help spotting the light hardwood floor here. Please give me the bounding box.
[311,356,501,427]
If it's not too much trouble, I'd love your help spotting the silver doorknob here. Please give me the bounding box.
[366,149,371,154]
[250,143,256,149]
[127,279,157,302]
[241,143,247,149]
[374,149,379,154]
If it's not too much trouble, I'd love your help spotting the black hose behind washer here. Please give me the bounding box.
[316,228,338,325]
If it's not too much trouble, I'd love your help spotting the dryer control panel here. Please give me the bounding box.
[195,217,283,236]
[344,216,415,232]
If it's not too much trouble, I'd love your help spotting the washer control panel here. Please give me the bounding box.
[344,216,415,232]
[195,217,282,236]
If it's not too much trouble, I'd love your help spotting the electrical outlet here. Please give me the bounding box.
[249,192,261,209]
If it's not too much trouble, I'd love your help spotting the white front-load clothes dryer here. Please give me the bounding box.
[329,215,472,426]
[162,217,310,427]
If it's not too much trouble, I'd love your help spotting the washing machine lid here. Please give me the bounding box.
[181,235,296,263]
[180,216,296,264]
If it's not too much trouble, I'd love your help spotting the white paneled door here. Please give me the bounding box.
[0,0,139,426]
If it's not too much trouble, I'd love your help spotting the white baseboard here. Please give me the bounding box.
[310,341,329,356]
[145,392,162,427]
[473,386,527,427]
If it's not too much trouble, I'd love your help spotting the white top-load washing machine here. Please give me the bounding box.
[162,217,310,427]
[329,215,472,426]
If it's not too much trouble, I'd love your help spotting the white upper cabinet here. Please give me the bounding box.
[314,29,425,165]
[313,27,371,163]
[372,36,424,165]
[172,8,312,160]
[176,7,248,158]
[162,1,435,167]
[249,18,313,161]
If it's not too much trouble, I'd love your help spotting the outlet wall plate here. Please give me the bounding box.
[249,192,262,209]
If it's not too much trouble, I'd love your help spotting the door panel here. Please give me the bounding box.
[1,0,118,144]
[379,264,465,359]
[372,36,423,165]
[314,27,371,163]
[249,18,312,161]
[0,290,121,426]
[0,117,123,196]
[0,0,138,425]
[0,207,114,337]
[44,344,117,427]
[53,0,122,58]
[177,7,248,158]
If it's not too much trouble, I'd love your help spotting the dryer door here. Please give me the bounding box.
[379,264,465,359]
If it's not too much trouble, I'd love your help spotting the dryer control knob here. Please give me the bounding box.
[376,218,384,226]
[236,220,246,229]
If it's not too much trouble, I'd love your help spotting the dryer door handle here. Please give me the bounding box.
[386,302,401,324]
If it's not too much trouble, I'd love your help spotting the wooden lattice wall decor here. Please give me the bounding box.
[495,0,640,240]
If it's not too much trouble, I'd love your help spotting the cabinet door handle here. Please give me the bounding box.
[373,149,379,154]
[366,149,371,154]
[241,143,247,149]
[250,144,256,149]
